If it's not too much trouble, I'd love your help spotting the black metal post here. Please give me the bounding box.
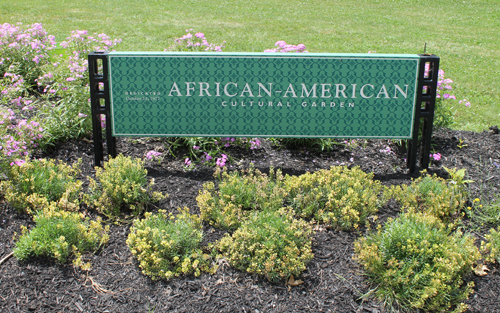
[88,51,116,167]
[407,54,440,174]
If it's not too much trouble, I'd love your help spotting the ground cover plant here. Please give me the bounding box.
[13,205,109,266]
[85,154,166,219]
[284,166,385,230]
[0,158,82,213]
[354,211,480,312]
[197,166,286,230]
[389,171,466,221]
[126,207,215,280]
[217,208,314,282]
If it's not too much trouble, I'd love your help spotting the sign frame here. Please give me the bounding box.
[89,51,439,174]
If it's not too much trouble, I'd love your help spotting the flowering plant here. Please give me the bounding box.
[35,30,121,146]
[264,40,307,53]
[165,30,225,52]
[424,64,469,129]
[0,106,44,174]
[0,23,56,87]
[145,150,163,164]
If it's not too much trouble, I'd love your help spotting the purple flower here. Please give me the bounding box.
[185,157,191,166]
[195,32,204,38]
[193,145,200,150]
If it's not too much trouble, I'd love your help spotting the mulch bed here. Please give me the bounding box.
[1,127,499,312]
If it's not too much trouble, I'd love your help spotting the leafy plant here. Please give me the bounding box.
[389,171,465,221]
[197,166,286,230]
[126,207,215,280]
[217,208,313,282]
[472,197,500,227]
[354,211,480,312]
[0,158,82,213]
[284,166,386,230]
[85,155,166,220]
[13,204,109,264]
[482,226,500,264]
[443,166,474,189]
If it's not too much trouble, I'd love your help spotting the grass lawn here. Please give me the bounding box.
[1,0,498,132]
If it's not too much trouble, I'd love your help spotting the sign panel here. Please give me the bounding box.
[108,52,420,138]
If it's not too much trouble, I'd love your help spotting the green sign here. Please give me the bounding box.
[108,52,420,138]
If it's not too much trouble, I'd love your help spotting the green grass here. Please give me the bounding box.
[2,0,498,131]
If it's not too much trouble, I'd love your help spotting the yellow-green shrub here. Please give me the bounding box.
[482,226,500,264]
[0,158,82,213]
[13,204,109,264]
[197,167,286,230]
[389,172,464,221]
[85,154,166,219]
[126,208,215,280]
[217,208,313,282]
[354,212,480,313]
[284,166,385,230]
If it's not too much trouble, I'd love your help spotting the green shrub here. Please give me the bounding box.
[0,158,82,213]
[284,166,385,230]
[482,226,500,264]
[126,208,215,280]
[13,204,109,264]
[389,172,465,221]
[197,167,286,230]
[354,212,480,313]
[85,155,166,219]
[217,208,313,282]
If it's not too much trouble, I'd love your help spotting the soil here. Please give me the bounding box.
[1,127,500,313]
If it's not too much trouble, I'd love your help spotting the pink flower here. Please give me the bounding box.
[216,154,228,167]
[275,41,287,48]
[146,150,162,160]
[193,145,200,150]
[185,157,191,166]
[460,99,471,107]
[195,32,204,38]
[430,153,441,161]
[10,159,25,166]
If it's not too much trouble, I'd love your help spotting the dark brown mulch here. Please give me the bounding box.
[1,128,499,313]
